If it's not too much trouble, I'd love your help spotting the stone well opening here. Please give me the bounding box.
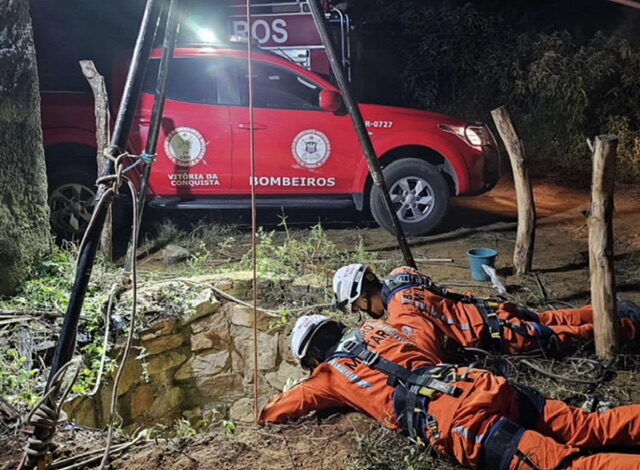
[64,271,327,429]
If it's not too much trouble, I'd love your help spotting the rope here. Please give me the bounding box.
[97,176,141,470]
[19,362,80,470]
[245,0,260,425]
[89,283,118,396]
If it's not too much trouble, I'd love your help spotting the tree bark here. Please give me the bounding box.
[589,135,619,360]
[80,60,113,261]
[491,106,536,275]
[0,0,51,295]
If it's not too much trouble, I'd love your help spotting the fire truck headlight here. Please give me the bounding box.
[464,127,484,147]
[439,123,492,148]
[197,28,218,43]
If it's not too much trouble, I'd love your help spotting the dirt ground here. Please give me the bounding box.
[3,175,640,470]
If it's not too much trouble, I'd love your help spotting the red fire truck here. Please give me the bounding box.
[40,1,500,240]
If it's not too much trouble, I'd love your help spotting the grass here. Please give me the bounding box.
[0,218,377,412]
[0,243,120,411]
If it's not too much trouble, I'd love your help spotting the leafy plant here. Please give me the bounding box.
[350,1,640,183]
[0,348,40,409]
[241,218,340,276]
[222,419,236,434]
[0,244,118,407]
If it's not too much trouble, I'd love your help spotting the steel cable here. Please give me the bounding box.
[245,0,260,425]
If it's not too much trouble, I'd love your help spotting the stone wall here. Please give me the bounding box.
[63,272,324,428]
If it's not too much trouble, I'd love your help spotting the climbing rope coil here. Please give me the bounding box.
[19,146,145,470]
[20,363,80,469]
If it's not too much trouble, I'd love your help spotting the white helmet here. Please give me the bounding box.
[290,314,333,363]
[332,263,368,313]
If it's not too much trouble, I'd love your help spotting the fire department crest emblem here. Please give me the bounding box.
[291,129,331,169]
[165,127,207,167]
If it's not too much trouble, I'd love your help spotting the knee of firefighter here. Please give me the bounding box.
[513,430,581,470]
[514,384,546,429]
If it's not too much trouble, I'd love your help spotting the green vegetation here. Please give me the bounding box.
[0,219,374,413]
[351,0,640,182]
[240,217,375,277]
[0,244,117,411]
[0,348,39,408]
[347,425,456,470]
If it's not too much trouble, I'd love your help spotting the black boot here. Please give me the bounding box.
[617,300,640,339]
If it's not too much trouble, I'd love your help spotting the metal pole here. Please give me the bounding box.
[124,0,181,272]
[23,2,163,468]
[307,0,416,268]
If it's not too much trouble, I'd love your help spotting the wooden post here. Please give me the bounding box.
[80,60,114,261]
[491,106,536,275]
[589,135,619,360]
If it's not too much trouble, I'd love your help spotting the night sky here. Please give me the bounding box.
[29,0,640,95]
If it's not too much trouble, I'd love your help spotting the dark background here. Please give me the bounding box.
[30,0,640,96]
[29,0,640,181]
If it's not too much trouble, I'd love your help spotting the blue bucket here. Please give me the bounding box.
[467,248,498,281]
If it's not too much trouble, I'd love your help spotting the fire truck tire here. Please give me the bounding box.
[48,166,129,242]
[48,166,99,241]
[369,158,450,236]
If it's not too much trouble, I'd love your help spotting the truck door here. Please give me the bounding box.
[227,59,358,195]
[132,56,237,197]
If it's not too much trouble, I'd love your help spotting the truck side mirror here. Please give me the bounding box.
[319,90,343,113]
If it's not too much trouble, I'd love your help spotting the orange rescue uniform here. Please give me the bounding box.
[383,267,638,355]
[259,320,640,470]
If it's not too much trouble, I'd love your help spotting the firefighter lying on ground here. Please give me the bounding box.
[332,264,640,358]
[259,315,640,469]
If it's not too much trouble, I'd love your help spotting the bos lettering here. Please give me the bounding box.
[232,18,288,45]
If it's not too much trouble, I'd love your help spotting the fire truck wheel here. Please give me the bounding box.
[48,167,132,242]
[48,167,99,241]
[369,158,450,236]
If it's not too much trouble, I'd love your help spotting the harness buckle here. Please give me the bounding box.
[425,414,440,440]
[360,349,379,366]
[342,340,379,365]
[341,340,358,354]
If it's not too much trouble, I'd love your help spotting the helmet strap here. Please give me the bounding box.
[366,291,374,317]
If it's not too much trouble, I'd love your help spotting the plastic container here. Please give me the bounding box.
[467,248,498,281]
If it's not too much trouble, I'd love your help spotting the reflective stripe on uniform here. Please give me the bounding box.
[452,425,485,444]
[328,359,372,390]
[402,298,472,331]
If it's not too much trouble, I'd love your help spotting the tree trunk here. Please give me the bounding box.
[0,0,51,295]
[491,106,536,275]
[589,135,619,360]
[80,60,114,261]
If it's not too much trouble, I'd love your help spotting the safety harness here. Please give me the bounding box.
[326,328,564,470]
[382,272,556,354]
[328,330,462,443]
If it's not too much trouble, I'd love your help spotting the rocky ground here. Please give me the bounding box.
[2,175,640,469]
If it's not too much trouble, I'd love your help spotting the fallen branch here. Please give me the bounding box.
[171,278,332,317]
[365,205,590,254]
[519,359,604,385]
[445,282,497,290]
[365,221,519,253]
[369,258,454,264]
[51,435,146,470]
[0,310,66,318]
[532,272,548,302]
[0,396,19,423]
